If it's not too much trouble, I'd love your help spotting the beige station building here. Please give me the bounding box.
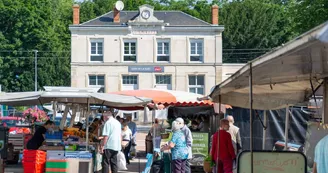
[69,3,243,98]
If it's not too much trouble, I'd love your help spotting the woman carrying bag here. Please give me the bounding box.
[121,120,132,165]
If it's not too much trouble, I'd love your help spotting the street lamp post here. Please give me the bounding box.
[34,50,38,91]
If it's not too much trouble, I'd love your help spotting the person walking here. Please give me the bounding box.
[149,118,164,148]
[313,134,328,173]
[121,120,132,165]
[101,111,122,173]
[161,120,188,173]
[211,119,236,173]
[226,116,242,155]
[126,115,137,144]
[176,118,193,173]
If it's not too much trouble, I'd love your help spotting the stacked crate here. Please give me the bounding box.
[22,150,46,173]
[46,160,69,173]
[9,134,24,152]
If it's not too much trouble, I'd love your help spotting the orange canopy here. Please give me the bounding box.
[111,89,212,106]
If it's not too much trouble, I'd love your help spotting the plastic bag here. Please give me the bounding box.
[94,153,102,171]
[130,145,136,157]
[117,151,128,171]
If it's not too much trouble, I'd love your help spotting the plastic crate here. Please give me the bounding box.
[23,149,46,155]
[64,151,79,158]
[46,160,69,169]
[23,150,46,163]
[47,150,65,160]
[23,153,47,158]
[22,158,46,163]
[45,168,69,173]
[23,162,45,173]
[45,131,63,140]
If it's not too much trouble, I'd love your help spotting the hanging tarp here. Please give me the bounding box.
[231,107,309,150]
[167,106,215,119]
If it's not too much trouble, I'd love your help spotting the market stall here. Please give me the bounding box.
[0,87,152,173]
[209,21,328,173]
[112,89,229,172]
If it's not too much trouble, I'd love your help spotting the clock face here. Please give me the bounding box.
[141,10,151,19]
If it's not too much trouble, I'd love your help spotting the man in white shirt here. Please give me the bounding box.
[176,118,193,173]
[226,116,242,155]
[101,111,122,173]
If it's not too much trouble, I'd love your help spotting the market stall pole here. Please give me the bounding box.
[262,111,267,150]
[249,63,254,173]
[59,105,70,130]
[52,101,57,121]
[284,106,290,150]
[144,106,148,123]
[216,95,221,173]
[323,78,328,124]
[69,105,77,128]
[86,98,90,151]
[152,107,155,153]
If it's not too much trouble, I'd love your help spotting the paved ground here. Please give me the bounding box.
[119,158,147,173]
[4,132,149,173]
[5,160,148,173]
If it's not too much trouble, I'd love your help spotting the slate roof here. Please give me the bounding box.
[79,11,212,26]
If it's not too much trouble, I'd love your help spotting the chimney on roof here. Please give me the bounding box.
[113,7,120,23]
[211,4,219,25]
[73,4,80,25]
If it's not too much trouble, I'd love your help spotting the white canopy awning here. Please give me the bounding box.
[210,21,328,110]
[0,91,152,108]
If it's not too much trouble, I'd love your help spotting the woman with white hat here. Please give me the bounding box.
[161,119,188,173]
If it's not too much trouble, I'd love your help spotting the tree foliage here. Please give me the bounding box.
[219,0,297,62]
[289,0,328,34]
[0,0,327,92]
[0,0,72,92]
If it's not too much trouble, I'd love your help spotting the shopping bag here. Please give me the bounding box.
[117,151,128,171]
[94,153,102,171]
[130,145,137,157]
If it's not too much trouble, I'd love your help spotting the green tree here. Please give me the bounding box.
[79,0,97,23]
[0,0,72,92]
[289,0,328,34]
[219,0,295,62]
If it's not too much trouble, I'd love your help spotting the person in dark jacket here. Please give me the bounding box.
[26,120,55,150]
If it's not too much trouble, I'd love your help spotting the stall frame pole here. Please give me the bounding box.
[216,95,221,173]
[262,110,267,150]
[249,63,253,173]
[284,106,290,150]
[86,98,90,151]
